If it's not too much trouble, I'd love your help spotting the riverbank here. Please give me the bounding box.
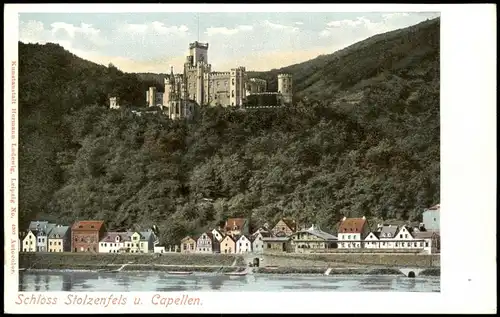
[261,253,440,268]
[19,252,245,270]
[19,252,440,275]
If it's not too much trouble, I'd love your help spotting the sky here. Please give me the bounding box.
[18,12,440,73]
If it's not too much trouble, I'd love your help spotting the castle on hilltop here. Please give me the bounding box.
[143,41,293,120]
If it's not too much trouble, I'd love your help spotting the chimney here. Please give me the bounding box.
[362,216,366,220]
[342,216,347,222]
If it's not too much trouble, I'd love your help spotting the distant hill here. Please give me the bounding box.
[247,18,439,99]
[17,18,440,244]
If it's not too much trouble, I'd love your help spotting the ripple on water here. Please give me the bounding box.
[19,271,440,292]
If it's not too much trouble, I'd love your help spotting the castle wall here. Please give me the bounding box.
[246,78,267,96]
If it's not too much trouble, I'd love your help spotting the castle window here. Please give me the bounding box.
[232,79,235,85]
[224,81,228,87]
[231,90,235,97]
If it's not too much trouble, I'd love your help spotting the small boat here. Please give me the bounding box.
[19,268,26,272]
[167,271,193,275]
[225,271,248,276]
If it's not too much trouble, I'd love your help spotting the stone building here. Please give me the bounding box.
[109,97,120,109]
[71,220,106,253]
[157,41,294,119]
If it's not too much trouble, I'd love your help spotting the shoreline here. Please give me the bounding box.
[19,253,440,277]
[19,265,440,277]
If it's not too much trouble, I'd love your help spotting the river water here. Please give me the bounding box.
[19,271,440,292]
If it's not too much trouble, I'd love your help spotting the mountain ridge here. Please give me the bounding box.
[18,18,440,244]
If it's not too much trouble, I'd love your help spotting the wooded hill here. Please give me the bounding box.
[18,18,439,244]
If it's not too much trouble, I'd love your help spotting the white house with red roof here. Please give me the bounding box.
[337,216,370,249]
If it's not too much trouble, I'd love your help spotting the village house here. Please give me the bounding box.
[337,216,370,249]
[99,232,130,253]
[71,220,106,253]
[129,230,156,253]
[220,235,236,254]
[224,218,250,237]
[211,228,225,242]
[289,224,338,253]
[422,204,440,231]
[363,224,399,249]
[180,236,197,254]
[196,232,220,253]
[235,235,252,254]
[251,231,271,254]
[48,225,71,252]
[363,231,380,248]
[29,221,49,232]
[271,218,298,236]
[35,223,57,252]
[262,236,291,253]
[21,230,37,252]
[413,231,440,254]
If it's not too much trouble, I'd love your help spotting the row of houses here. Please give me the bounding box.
[20,220,159,254]
[179,205,441,255]
[21,204,440,255]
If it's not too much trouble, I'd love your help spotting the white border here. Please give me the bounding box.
[4,4,497,314]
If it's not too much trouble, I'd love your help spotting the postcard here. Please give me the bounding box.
[4,3,496,314]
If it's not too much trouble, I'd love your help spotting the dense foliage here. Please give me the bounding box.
[18,18,439,244]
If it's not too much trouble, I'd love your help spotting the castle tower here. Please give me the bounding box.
[109,97,120,109]
[189,41,209,67]
[147,86,157,107]
[277,73,293,105]
[229,67,246,107]
[196,62,205,106]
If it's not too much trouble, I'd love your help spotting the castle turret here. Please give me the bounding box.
[147,86,157,107]
[277,73,293,105]
[109,97,120,109]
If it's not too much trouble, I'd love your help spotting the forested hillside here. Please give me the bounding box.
[18,18,439,244]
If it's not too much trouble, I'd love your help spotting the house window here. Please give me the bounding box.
[433,218,436,221]
[420,242,424,247]
[183,244,187,250]
[399,234,402,238]
[267,243,271,248]
[425,242,429,247]
[405,234,408,238]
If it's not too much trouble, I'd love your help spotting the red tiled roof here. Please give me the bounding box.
[224,218,247,231]
[72,221,104,231]
[338,218,367,233]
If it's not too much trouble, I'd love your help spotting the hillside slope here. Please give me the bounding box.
[18,18,439,244]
